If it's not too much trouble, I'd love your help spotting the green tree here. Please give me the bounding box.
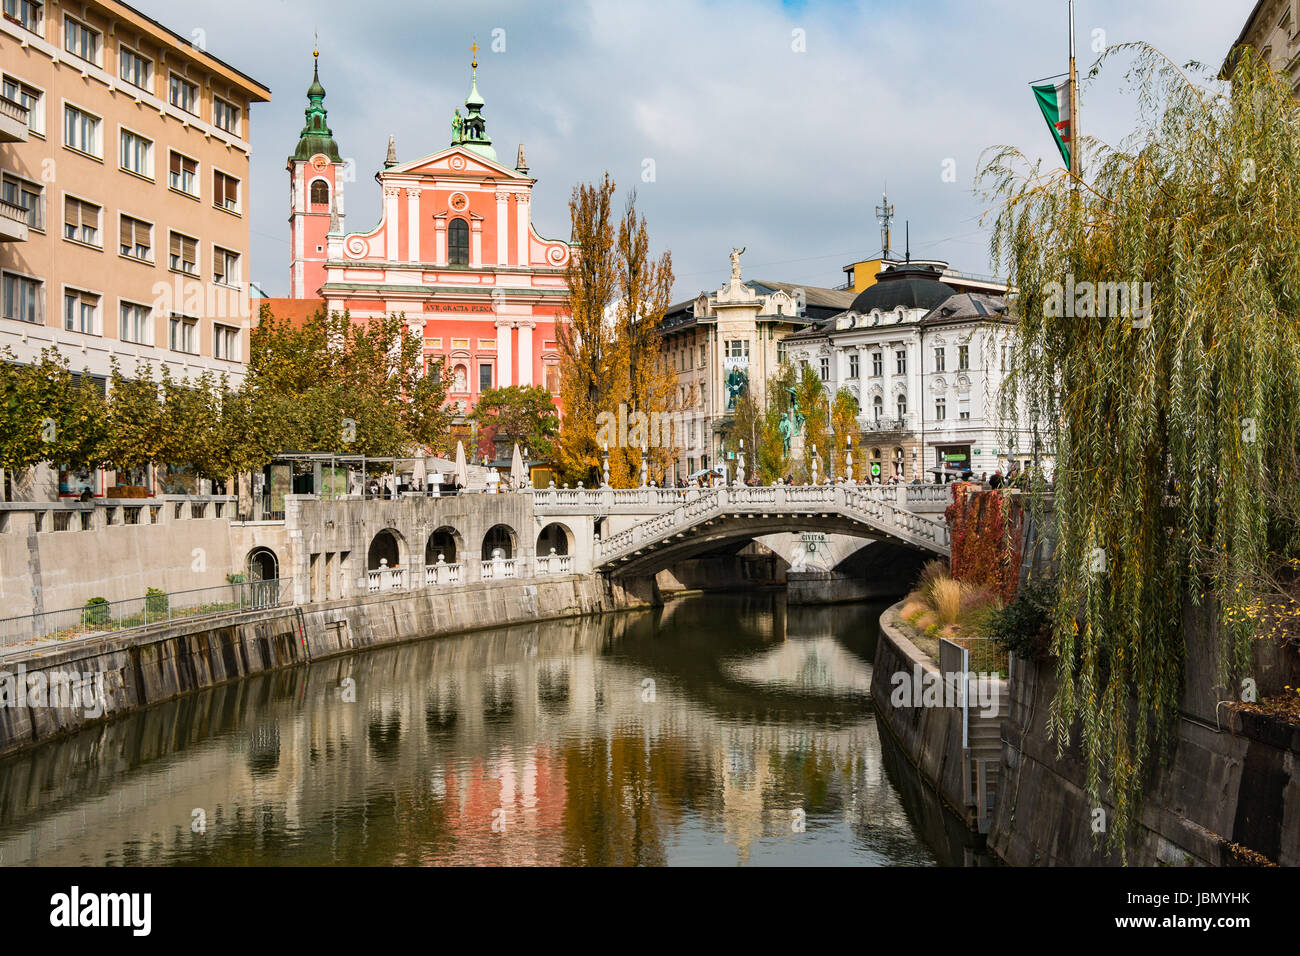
[0,348,107,481]
[794,363,829,481]
[829,387,859,480]
[472,385,560,460]
[977,44,1300,855]
[102,361,165,477]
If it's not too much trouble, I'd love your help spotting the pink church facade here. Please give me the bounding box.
[284,52,572,415]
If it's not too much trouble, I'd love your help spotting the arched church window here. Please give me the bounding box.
[872,395,883,420]
[309,180,329,206]
[448,218,469,266]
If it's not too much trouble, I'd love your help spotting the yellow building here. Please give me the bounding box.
[0,0,270,391]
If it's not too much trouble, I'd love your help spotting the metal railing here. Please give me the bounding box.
[0,578,293,647]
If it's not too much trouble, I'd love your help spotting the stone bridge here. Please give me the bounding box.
[227,482,951,604]
[531,483,951,577]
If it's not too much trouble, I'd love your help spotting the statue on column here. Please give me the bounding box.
[451,109,463,143]
[729,246,746,281]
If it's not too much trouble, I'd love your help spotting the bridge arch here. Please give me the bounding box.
[368,528,406,570]
[481,524,517,560]
[426,526,462,564]
[536,522,574,557]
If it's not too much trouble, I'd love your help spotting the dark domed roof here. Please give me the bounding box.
[849,264,956,315]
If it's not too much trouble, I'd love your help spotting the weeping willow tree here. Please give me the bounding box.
[977,44,1300,857]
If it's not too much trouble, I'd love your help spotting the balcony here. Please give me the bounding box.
[861,415,911,434]
[0,95,29,144]
[0,198,27,242]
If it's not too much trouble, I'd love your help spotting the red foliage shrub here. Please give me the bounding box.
[944,482,1022,602]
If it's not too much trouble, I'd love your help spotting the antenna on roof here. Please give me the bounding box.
[875,190,895,260]
[905,221,910,263]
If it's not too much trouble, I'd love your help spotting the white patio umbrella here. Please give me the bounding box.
[454,440,468,488]
[510,443,526,487]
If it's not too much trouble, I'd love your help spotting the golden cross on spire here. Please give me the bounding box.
[470,39,479,69]
[313,29,319,60]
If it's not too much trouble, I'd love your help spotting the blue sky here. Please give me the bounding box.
[130,0,1258,299]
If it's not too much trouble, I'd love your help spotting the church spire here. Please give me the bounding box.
[291,46,342,162]
[451,40,497,162]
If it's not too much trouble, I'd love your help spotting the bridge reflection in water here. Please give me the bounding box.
[0,594,981,866]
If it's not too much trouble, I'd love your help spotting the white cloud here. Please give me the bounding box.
[131,0,1259,298]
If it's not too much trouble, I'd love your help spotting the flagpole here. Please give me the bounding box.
[1069,0,1080,181]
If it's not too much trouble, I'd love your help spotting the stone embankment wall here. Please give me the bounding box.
[988,607,1300,866]
[869,605,979,830]
[0,572,644,759]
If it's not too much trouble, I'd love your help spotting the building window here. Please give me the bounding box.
[699,344,706,367]
[1000,345,1009,371]
[213,170,240,212]
[119,214,151,261]
[213,97,240,136]
[119,128,153,177]
[934,347,946,372]
[213,246,240,286]
[2,271,42,323]
[2,75,44,135]
[214,324,239,360]
[935,397,946,421]
[958,344,970,370]
[849,353,859,379]
[725,339,750,359]
[871,351,883,377]
[169,231,198,275]
[2,0,42,33]
[169,74,198,115]
[63,288,98,334]
[777,339,787,366]
[873,395,883,420]
[309,179,329,206]
[819,357,829,381]
[169,315,197,354]
[478,362,492,392]
[545,363,560,395]
[120,46,152,91]
[63,16,101,66]
[896,349,907,375]
[960,408,971,421]
[448,218,469,266]
[896,393,907,419]
[119,301,150,344]
[1,172,43,230]
[169,151,198,196]
[63,105,101,157]
[63,196,100,246]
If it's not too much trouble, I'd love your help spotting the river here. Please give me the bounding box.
[0,593,982,866]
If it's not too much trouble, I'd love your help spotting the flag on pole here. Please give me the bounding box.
[1032,77,1073,171]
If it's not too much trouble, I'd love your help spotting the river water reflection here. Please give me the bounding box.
[0,593,971,866]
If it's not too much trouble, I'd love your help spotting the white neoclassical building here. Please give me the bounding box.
[784,261,1042,481]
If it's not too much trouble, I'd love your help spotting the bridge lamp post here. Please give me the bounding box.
[737,438,746,486]
[639,445,648,488]
[602,444,610,488]
[845,438,853,483]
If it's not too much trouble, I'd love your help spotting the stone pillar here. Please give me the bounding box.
[406,187,420,263]
[470,218,483,268]
[496,318,514,387]
[515,194,530,266]
[516,320,534,386]
[384,186,400,262]
[434,215,447,265]
[496,191,510,265]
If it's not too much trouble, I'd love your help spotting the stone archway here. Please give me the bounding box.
[246,547,278,581]
[535,522,573,557]
[368,528,404,570]
[426,526,462,564]
[481,524,516,560]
